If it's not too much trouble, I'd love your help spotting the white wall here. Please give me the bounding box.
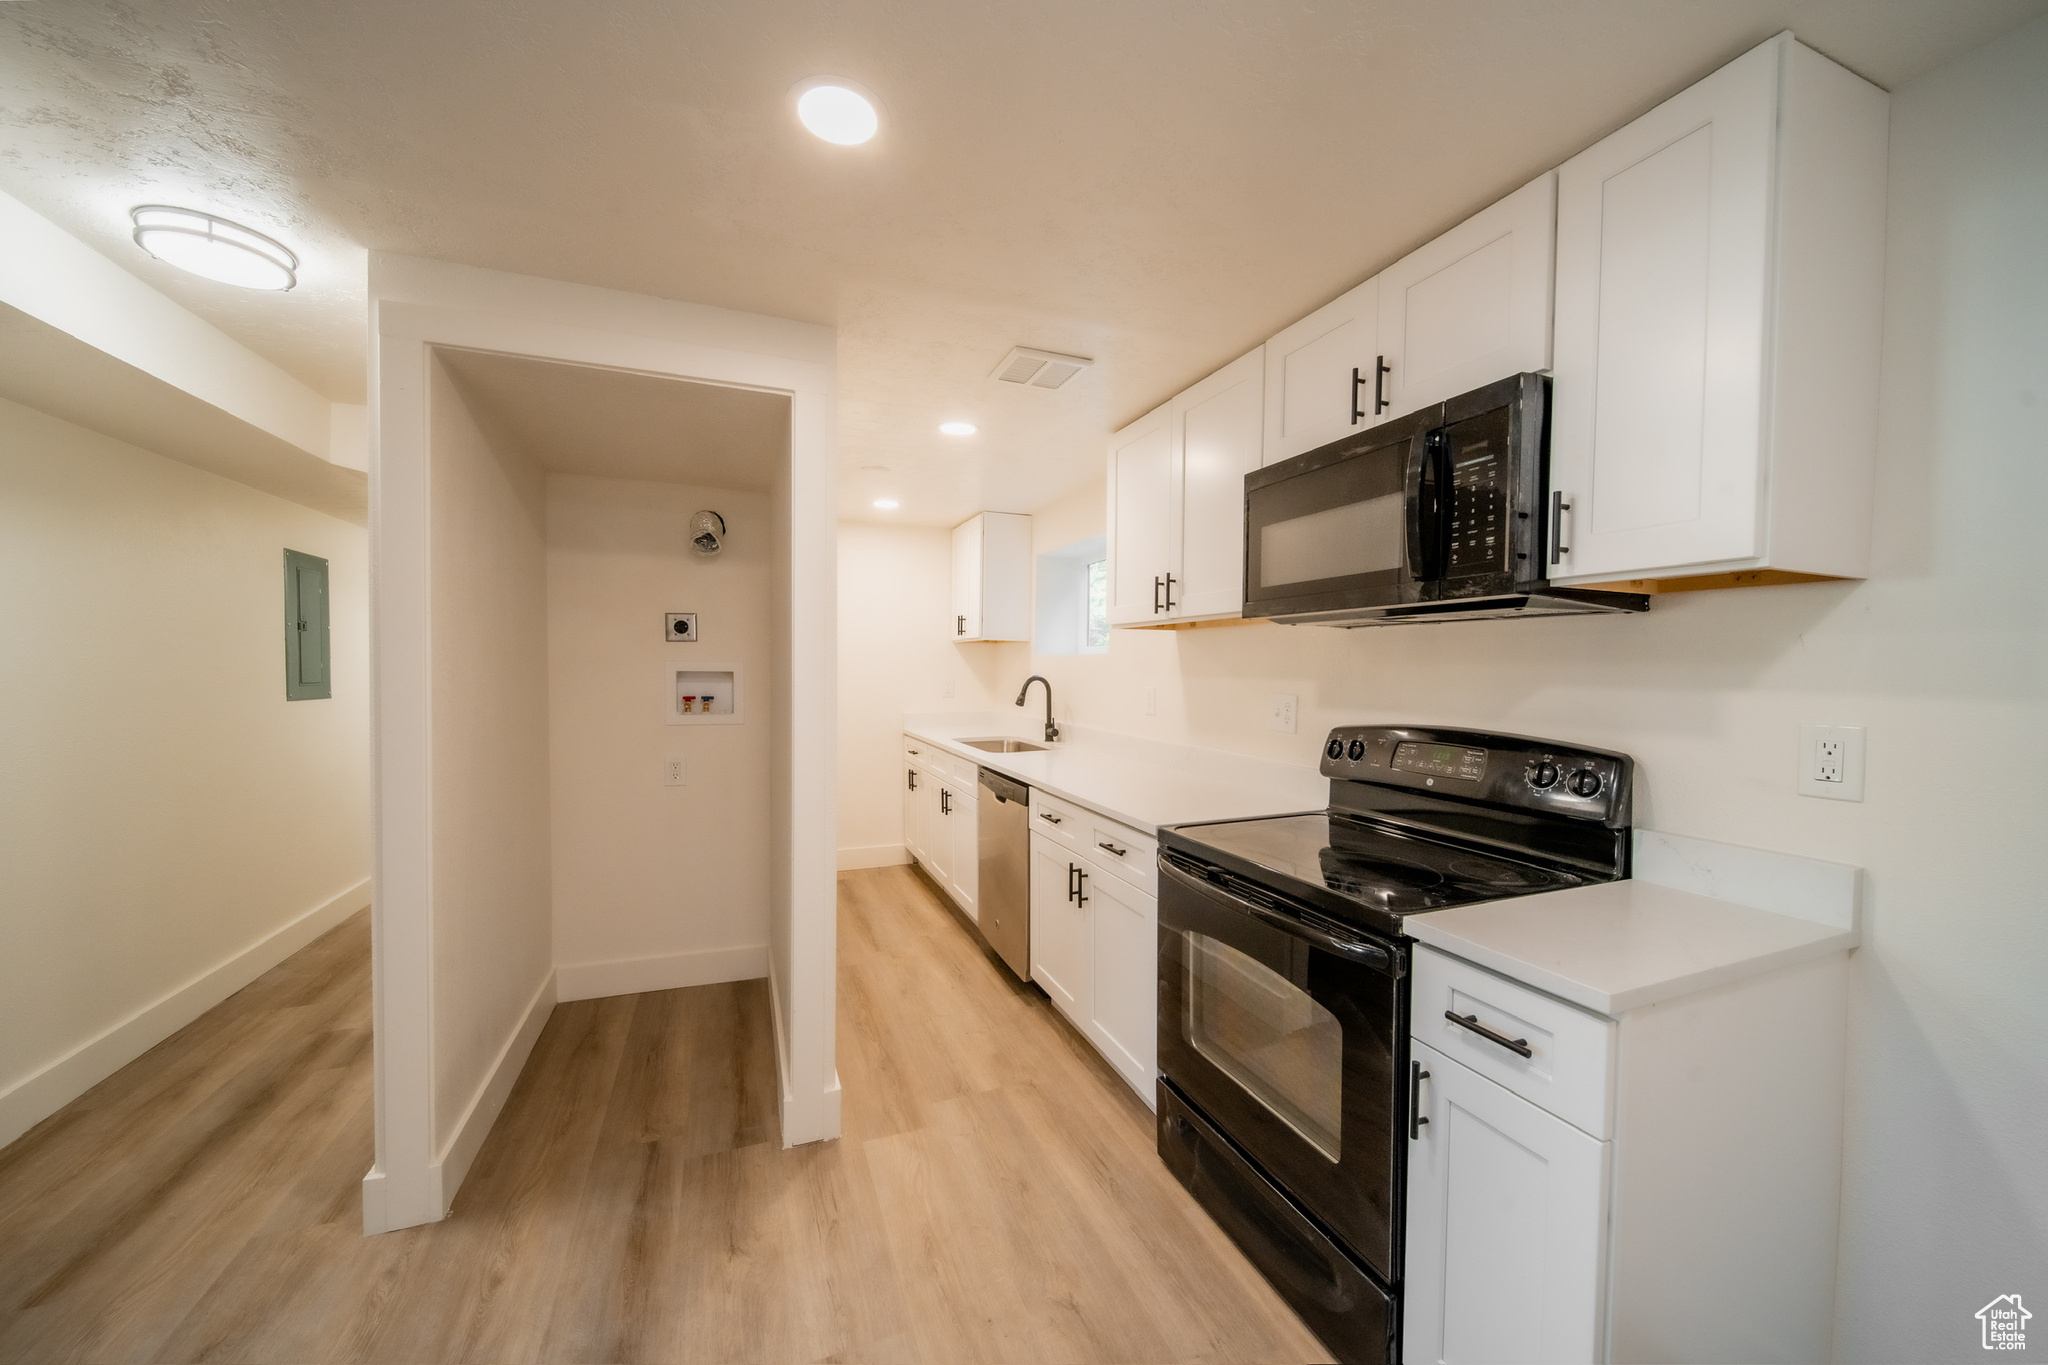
[548,474,771,997]
[425,359,555,1169]
[835,521,1013,868]
[0,396,370,1148]
[881,21,2045,1359]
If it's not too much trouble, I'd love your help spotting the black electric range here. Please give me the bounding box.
[1154,725,1633,1365]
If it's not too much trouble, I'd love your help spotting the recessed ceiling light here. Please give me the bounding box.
[793,80,880,146]
[130,206,298,291]
[938,421,977,437]
[872,498,900,510]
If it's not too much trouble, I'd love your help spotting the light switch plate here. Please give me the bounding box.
[1798,724,1865,801]
[1267,694,1298,734]
[664,612,697,642]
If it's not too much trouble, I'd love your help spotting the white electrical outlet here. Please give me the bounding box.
[1144,685,1157,716]
[1798,724,1865,801]
[1268,694,1298,734]
[663,756,688,787]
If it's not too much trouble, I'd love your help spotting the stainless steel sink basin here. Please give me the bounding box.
[960,737,1048,753]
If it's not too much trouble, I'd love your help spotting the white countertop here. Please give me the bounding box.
[1405,875,1860,1016]
[902,713,1327,833]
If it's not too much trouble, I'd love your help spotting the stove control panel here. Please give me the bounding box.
[1318,724,1632,828]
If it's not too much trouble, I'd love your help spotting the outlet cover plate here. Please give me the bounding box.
[664,756,688,787]
[665,612,697,642]
[1799,723,1866,801]
[1267,693,1298,734]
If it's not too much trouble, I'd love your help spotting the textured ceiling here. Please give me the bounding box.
[437,347,788,493]
[2,0,2041,527]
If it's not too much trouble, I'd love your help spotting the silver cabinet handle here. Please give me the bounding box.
[1038,811,1063,825]
[1445,1010,1533,1058]
[1097,840,1126,857]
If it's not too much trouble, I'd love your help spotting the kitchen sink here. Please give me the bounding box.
[960,737,1048,753]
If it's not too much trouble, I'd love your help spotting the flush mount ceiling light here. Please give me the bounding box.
[872,498,900,510]
[130,206,298,290]
[792,78,880,145]
[938,421,977,436]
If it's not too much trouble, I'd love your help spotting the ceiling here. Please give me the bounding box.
[437,348,788,493]
[2,0,2041,528]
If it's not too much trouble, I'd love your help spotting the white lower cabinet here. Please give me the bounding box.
[1030,832,1087,1019]
[1404,941,1851,1365]
[1080,865,1156,1096]
[1403,1039,1609,1365]
[1029,814,1159,1106]
[937,780,977,920]
[903,739,978,922]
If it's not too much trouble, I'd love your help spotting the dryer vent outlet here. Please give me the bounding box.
[991,346,1093,390]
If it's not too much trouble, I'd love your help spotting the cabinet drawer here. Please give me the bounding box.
[1080,815,1157,896]
[1412,945,1615,1138]
[1029,789,1085,854]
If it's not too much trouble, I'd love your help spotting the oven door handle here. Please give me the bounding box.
[1159,858,1395,973]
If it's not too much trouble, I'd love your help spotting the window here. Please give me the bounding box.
[284,549,331,700]
[1034,535,1109,656]
[1084,558,1108,652]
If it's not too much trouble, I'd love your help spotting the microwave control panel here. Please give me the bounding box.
[1443,408,1510,580]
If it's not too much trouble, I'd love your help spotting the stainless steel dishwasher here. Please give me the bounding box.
[975,767,1031,980]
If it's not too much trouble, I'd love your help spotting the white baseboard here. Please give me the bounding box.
[837,843,909,871]
[554,943,768,1002]
[0,877,373,1151]
[429,969,556,1209]
[360,1163,389,1236]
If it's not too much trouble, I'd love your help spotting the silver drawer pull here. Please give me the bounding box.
[1445,1011,1533,1058]
[1097,840,1127,857]
[1038,811,1063,824]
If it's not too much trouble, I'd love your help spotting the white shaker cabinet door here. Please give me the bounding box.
[947,787,978,920]
[1548,39,1779,581]
[1106,404,1173,626]
[1081,862,1157,1103]
[950,516,983,640]
[1377,174,1556,421]
[1170,347,1264,621]
[1404,1042,1610,1365]
[912,768,943,881]
[902,763,925,864]
[1262,275,1380,464]
[1030,834,1088,1024]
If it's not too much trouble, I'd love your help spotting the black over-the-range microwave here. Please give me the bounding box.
[1241,373,1649,626]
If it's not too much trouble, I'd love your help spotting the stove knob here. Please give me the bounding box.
[1528,761,1560,789]
[1326,738,1345,761]
[1568,768,1604,798]
[1347,738,1367,761]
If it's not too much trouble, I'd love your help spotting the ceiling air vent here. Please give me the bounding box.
[991,346,1094,391]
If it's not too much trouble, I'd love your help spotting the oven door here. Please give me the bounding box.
[1242,409,1438,621]
[1157,855,1407,1279]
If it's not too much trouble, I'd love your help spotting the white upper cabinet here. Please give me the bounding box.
[1548,33,1888,587]
[1171,348,1265,620]
[1107,346,1264,627]
[1376,174,1556,421]
[1106,405,1173,627]
[1262,276,1379,464]
[950,512,1031,641]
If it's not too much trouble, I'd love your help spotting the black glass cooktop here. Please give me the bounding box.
[1170,812,1590,925]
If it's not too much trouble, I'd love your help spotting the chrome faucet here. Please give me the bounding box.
[1015,675,1059,744]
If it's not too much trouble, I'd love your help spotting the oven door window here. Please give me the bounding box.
[1244,435,1413,615]
[1185,932,1344,1161]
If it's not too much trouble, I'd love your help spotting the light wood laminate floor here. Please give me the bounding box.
[0,866,1326,1363]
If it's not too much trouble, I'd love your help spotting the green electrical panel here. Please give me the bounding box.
[284,549,331,700]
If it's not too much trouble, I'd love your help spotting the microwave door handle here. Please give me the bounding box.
[1404,432,1443,582]
[1158,859,1395,974]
